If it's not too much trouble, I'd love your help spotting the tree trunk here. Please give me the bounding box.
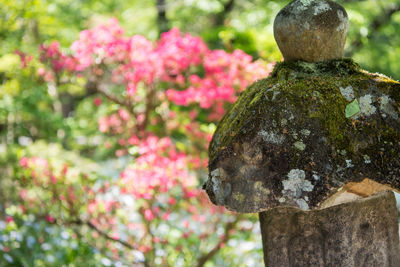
[259,191,400,267]
[156,0,169,34]
[213,0,235,27]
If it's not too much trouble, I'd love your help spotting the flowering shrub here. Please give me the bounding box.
[7,19,271,266]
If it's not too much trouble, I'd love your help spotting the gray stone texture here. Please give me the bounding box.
[259,191,400,267]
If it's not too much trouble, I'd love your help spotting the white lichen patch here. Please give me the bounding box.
[312,172,320,181]
[340,86,355,101]
[299,0,315,6]
[359,95,376,116]
[266,84,278,92]
[345,159,354,168]
[258,130,285,145]
[283,169,314,197]
[294,141,306,151]
[312,91,321,98]
[293,0,314,13]
[298,61,318,73]
[336,10,348,32]
[254,181,270,194]
[211,168,228,181]
[211,168,225,204]
[295,199,309,210]
[313,1,331,15]
[266,85,280,101]
[363,155,371,164]
[233,192,244,202]
[211,168,220,179]
[300,129,311,136]
[282,169,313,210]
[272,91,280,101]
[211,176,223,204]
[379,95,399,120]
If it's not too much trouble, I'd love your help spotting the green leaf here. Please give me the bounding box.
[345,99,360,118]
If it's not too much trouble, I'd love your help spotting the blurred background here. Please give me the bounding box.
[1,0,399,266]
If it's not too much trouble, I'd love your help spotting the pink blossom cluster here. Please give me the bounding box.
[122,36,161,95]
[14,50,32,68]
[18,157,78,219]
[39,19,268,116]
[19,156,48,169]
[98,108,131,134]
[120,135,197,200]
[166,49,268,114]
[39,41,77,74]
[156,28,208,82]
[18,156,120,226]
[71,18,127,70]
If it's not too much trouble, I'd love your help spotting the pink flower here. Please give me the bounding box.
[15,50,32,68]
[50,175,56,185]
[37,67,46,76]
[168,197,176,205]
[5,216,13,223]
[162,212,170,221]
[111,232,120,240]
[144,209,154,221]
[45,215,55,223]
[19,189,28,200]
[87,202,97,214]
[44,71,54,82]
[118,109,130,121]
[185,189,198,198]
[93,97,102,106]
[128,135,139,145]
[19,157,29,168]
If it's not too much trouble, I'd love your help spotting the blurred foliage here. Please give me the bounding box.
[0,215,108,267]
[2,0,400,76]
[1,0,400,266]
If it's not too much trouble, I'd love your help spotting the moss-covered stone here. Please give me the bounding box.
[204,59,400,213]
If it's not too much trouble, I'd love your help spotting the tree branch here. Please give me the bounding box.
[72,219,151,266]
[139,83,155,132]
[196,215,242,267]
[32,215,149,266]
[96,87,132,110]
[346,3,400,56]
[85,220,141,250]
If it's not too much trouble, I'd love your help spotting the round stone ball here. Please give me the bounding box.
[274,0,349,62]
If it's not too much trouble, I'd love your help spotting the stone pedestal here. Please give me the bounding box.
[259,191,400,267]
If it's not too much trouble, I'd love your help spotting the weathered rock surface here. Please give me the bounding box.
[259,191,400,267]
[274,0,349,62]
[204,59,400,213]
